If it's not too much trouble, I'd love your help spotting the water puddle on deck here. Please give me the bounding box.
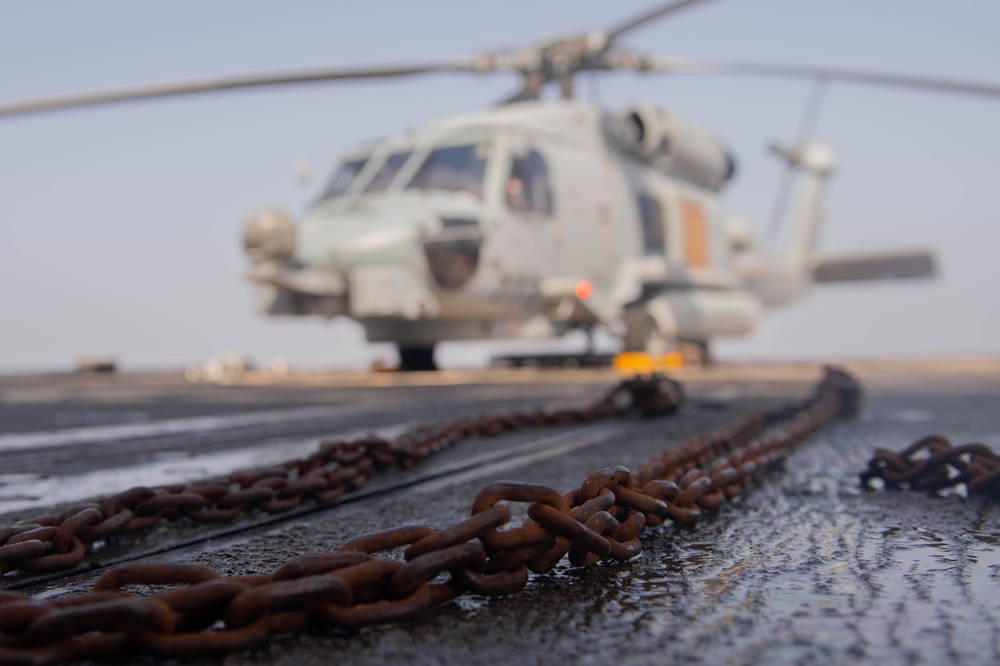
[862,407,936,423]
[881,525,1000,598]
[0,423,409,516]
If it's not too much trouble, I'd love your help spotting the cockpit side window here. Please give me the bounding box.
[637,193,665,254]
[506,149,553,215]
[406,143,488,198]
[363,151,412,194]
[319,157,368,199]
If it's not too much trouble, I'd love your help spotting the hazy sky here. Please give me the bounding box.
[1,0,998,372]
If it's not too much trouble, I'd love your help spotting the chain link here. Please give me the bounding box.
[0,376,684,577]
[0,367,860,663]
[861,433,1000,496]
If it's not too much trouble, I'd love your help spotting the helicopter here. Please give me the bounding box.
[2,1,997,371]
[243,99,875,370]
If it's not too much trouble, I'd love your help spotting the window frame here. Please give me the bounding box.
[361,150,414,195]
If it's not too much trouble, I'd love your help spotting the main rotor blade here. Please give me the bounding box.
[0,60,490,119]
[605,0,717,45]
[629,57,1000,98]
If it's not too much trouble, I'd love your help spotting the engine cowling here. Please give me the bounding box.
[617,103,736,191]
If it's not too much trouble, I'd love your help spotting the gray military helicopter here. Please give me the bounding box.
[4,0,997,370]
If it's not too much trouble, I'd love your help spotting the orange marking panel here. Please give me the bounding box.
[680,200,710,269]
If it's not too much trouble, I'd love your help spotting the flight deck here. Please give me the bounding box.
[1,359,999,664]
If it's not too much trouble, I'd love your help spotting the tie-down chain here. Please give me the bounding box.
[0,368,863,663]
[0,374,683,576]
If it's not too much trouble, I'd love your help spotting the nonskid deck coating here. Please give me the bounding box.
[1,360,999,664]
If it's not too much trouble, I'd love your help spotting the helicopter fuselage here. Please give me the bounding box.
[244,100,815,360]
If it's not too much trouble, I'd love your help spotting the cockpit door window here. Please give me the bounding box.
[506,149,553,215]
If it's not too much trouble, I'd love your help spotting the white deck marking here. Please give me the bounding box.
[0,406,345,453]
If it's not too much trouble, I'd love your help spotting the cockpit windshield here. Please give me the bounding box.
[406,143,488,198]
[363,151,412,194]
[319,157,368,199]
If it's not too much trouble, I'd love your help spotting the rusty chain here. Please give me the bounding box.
[0,375,684,577]
[0,367,860,664]
[861,434,1000,497]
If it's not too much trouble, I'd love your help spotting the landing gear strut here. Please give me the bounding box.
[398,345,437,371]
[624,305,713,366]
[623,306,667,355]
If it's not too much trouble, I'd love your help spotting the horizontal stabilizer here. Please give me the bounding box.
[813,251,936,283]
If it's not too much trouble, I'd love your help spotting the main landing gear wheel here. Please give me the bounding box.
[398,346,437,371]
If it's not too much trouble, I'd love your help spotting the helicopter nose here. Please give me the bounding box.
[421,217,483,290]
[326,216,484,291]
[325,223,422,268]
[344,217,483,321]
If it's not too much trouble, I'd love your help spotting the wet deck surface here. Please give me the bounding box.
[2,359,999,664]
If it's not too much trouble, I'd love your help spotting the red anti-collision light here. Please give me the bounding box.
[575,281,594,299]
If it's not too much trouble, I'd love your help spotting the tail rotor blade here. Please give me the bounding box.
[766,79,829,240]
